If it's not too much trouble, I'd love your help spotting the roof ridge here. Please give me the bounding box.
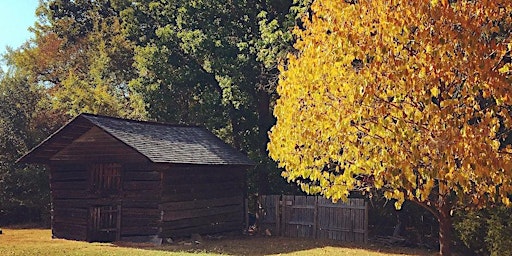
[80,113,203,128]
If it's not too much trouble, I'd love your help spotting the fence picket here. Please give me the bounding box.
[259,195,368,243]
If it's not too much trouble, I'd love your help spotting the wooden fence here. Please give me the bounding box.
[258,195,368,243]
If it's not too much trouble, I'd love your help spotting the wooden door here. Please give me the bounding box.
[88,205,121,242]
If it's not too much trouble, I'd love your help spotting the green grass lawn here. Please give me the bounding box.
[0,229,434,256]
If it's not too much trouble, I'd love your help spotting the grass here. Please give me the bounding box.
[0,229,435,256]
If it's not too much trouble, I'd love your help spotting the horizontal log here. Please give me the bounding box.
[53,207,88,216]
[53,198,121,208]
[51,171,88,181]
[53,215,88,225]
[123,190,159,201]
[123,171,160,181]
[52,190,92,199]
[53,199,90,209]
[51,164,87,172]
[161,187,243,202]
[122,200,159,209]
[163,171,243,185]
[52,181,88,190]
[123,163,157,172]
[160,220,241,238]
[52,155,146,163]
[121,217,160,228]
[161,211,242,230]
[163,181,242,194]
[123,181,161,191]
[163,204,242,222]
[160,196,243,211]
[122,208,160,218]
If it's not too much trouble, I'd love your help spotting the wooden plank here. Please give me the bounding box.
[160,196,242,211]
[275,195,281,235]
[52,190,92,199]
[122,217,160,227]
[161,187,243,202]
[364,201,369,243]
[122,200,159,209]
[290,205,315,209]
[317,203,367,210]
[163,170,243,185]
[288,221,314,226]
[163,181,243,194]
[124,190,159,201]
[123,181,160,191]
[122,208,160,218]
[313,196,318,239]
[123,171,160,181]
[51,171,88,181]
[53,199,90,208]
[162,204,242,221]
[161,211,241,230]
[52,181,88,190]
[116,205,121,241]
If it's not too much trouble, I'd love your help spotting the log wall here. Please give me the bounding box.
[159,165,246,238]
[120,163,161,242]
[50,163,90,241]
[48,126,160,242]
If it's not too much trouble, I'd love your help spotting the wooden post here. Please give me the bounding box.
[116,204,122,241]
[364,201,368,243]
[275,195,280,235]
[313,196,318,239]
[281,195,287,237]
[245,198,249,231]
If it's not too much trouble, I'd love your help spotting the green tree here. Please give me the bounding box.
[119,0,310,194]
[0,67,53,225]
[268,1,512,255]
[9,0,146,119]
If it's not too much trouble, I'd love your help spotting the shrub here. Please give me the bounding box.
[455,206,512,256]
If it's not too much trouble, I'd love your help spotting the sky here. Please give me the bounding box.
[0,0,39,56]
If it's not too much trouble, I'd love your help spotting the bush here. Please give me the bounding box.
[455,206,512,256]
[485,207,512,256]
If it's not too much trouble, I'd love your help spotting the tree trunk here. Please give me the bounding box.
[438,200,453,255]
[256,90,272,195]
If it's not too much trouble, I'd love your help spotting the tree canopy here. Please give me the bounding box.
[0,0,312,225]
[268,1,512,255]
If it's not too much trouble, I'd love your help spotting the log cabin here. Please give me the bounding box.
[18,113,254,243]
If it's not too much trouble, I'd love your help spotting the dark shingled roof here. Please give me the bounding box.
[18,113,255,166]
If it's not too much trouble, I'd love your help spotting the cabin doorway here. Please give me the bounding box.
[88,205,121,242]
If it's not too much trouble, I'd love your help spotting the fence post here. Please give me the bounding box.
[245,198,249,231]
[313,196,318,239]
[275,195,280,235]
[364,200,369,243]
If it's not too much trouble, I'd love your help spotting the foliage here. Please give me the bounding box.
[454,210,487,255]
[9,0,147,119]
[455,206,512,256]
[268,0,512,254]
[0,1,313,223]
[0,69,51,225]
[116,0,311,194]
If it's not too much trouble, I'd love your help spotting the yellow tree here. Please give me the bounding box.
[268,1,512,255]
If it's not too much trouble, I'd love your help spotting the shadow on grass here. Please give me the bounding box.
[115,235,435,256]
